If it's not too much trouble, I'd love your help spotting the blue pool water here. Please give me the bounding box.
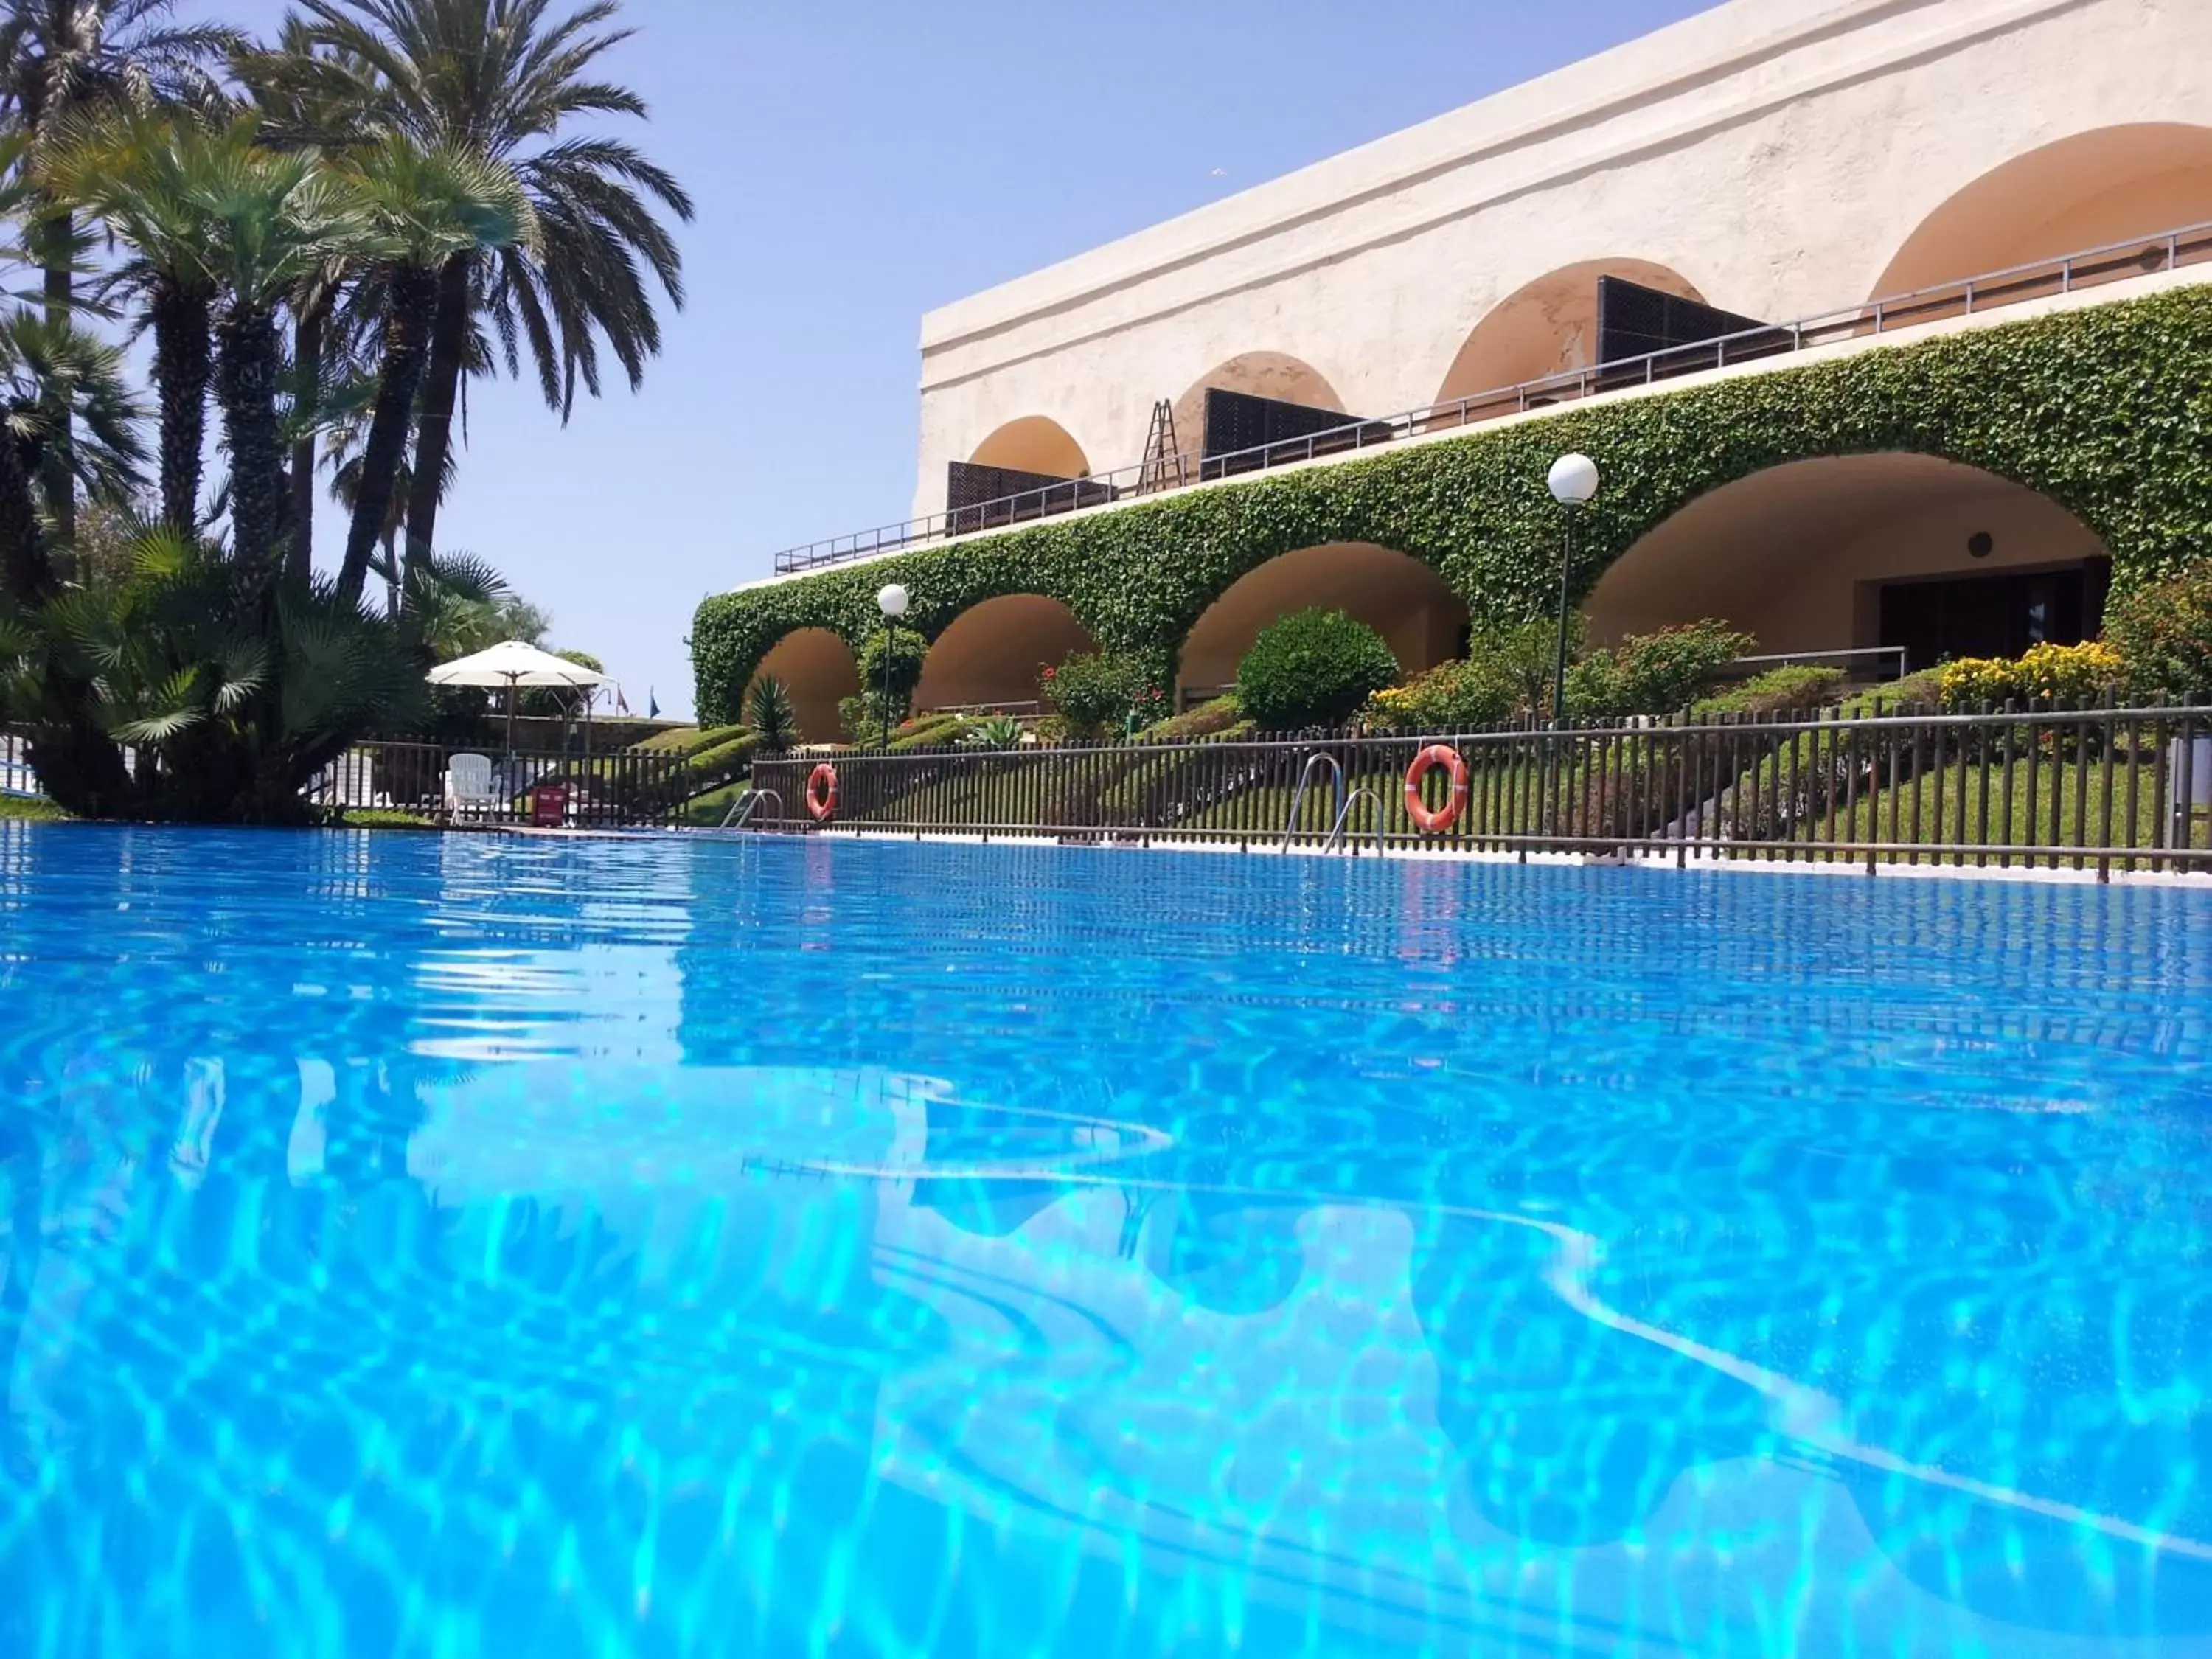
[0,827,2208,1658]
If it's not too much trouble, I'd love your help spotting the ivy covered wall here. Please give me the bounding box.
[694,286,2212,723]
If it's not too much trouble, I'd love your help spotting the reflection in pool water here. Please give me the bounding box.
[0,826,2208,1656]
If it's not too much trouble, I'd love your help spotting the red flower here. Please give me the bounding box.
[1041,665,1057,681]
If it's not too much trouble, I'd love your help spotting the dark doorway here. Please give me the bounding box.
[1879,559,2110,672]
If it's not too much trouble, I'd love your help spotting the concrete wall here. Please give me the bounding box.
[912,0,2212,518]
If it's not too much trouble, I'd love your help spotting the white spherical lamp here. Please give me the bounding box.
[1547,453,1601,507]
[877,582,910,620]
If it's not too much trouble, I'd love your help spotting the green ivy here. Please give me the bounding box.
[694,288,2212,722]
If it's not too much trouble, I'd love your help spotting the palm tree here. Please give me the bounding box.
[331,134,532,605]
[40,108,239,535]
[0,308,143,602]
[268,0,692,575]
[0,307,146,815]
[324,404,440,612]
[184,141,369,571]
[0,0,239,542]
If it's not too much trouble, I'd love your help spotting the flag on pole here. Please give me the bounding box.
[615,684,631,715]
[648,688,661,719]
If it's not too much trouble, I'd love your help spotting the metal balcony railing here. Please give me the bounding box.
[770,219,2212,576]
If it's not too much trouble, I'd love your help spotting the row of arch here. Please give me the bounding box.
[753,453,2111,740]
[959,122,2212,485]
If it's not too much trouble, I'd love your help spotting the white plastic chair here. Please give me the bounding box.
[444,752,495,818]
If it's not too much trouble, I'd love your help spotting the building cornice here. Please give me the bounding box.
[917,0,2087,383]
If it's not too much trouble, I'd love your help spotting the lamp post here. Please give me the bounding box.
[1545,453,1600,726]
[876,583,910,750]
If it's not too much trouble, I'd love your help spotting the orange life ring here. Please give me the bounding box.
[1403,744,1470,835]
[805,762,838,823]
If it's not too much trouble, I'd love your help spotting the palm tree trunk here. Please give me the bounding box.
[287,297,330,582]
[382,532,401,616]
[38,204,77,553]
[0,434,54,603]
[338,266,439,607]
[150,274,212,538]
[215,305,288,574]
[403,253,471,580]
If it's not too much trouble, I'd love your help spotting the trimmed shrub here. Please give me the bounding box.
[1133,695,1245,743]
[1937,640,2125,709]
[2104,561,2212,702]
[633,723,747,759]
[1044,652,1158,738]
[1236,608,1399,730]
[890,712,971,751]
[686,731,762,791]
[1474,617,1575,717]
[1569,619,1752,717]
[1695,665,1848,717]
[855,625,927,722]
[1364,657,1517,733]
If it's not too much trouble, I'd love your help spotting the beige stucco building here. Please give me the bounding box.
[734,0,2212,731]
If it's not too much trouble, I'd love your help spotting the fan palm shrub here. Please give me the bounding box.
[959,714,1023,751]
[1,524,428,821]
[745,672,797,754]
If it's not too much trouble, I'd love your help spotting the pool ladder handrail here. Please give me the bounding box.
[1283,752,1346,849]
[720,787,785,832]
[1323,787,1388,857]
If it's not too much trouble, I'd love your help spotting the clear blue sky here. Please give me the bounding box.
[204,0,1717,719]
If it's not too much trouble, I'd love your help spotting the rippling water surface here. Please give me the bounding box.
[0,825,2208,1658]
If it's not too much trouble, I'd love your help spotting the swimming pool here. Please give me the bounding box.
[0,826,2206,1658]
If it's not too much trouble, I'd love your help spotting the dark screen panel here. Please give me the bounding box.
[1596,276,1790,388]
[945,461,1113,535]
[1200,389,1391,477]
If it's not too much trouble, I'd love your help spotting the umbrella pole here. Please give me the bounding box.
[504,678,516,758]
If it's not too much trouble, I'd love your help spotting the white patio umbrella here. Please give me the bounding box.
[426,640,607,754]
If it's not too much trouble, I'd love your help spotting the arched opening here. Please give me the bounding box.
[1433,260,1706,408]
[1585,454,2111,675]
[1871,124,2212,299]
[947,417,1102,532]
[746,627,860,744]
[1177,543,1467,703]
[1167,352,1347,478]
[913,593,1097,714]
[967,416,1090,479]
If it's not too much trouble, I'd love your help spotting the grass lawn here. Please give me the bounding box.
[0,794,66,821]
[1819,756,2211,863]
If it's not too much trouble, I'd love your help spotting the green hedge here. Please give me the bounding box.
[695,287,2212,722]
